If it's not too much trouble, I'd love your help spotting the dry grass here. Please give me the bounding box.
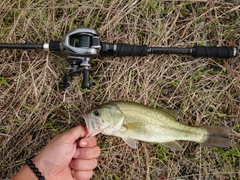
[0,0,240,179]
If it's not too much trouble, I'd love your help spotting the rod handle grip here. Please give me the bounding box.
[192,46,238,58]
[116,43,148,57]
[49,41,61,52]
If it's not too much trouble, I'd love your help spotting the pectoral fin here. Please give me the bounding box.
[123,138,138,149]
[124,123,144,130]
[160,141,184,151]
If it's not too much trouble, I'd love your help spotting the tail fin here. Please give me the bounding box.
[202,126,231,147]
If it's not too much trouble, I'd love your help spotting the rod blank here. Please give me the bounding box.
[0,43,43,49]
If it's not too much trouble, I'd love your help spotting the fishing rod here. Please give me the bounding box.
[0,28,239,89]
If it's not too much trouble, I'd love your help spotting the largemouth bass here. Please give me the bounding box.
[83,101,231,151]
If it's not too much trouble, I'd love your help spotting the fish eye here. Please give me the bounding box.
[93,110,100,117]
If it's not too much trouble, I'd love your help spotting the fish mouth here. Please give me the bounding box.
[82,113,101,137]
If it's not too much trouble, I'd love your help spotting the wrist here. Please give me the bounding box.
[32,157,47,180]
[11,165,39,180]
[26,158,45,180]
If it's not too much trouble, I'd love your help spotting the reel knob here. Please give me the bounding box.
[82,67,90,89]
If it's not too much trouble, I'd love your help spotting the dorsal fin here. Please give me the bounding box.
[159,108,179,119]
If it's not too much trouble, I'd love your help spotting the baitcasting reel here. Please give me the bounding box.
[0,27,239,89]
[61,28,101,89]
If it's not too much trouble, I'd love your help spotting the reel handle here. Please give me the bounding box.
[63,68,90,90]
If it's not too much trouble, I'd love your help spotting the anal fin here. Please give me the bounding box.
[160,141,183,151]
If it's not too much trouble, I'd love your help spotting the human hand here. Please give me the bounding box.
[32,126,100,180]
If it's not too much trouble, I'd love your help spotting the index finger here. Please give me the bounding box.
[79,137,97,148]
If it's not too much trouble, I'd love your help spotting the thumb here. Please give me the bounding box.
[63,126,88,143]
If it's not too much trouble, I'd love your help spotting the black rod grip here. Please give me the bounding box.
[192,46,238,58]
[82,68,90,89]
[148,47,192,54]
[49,41,61,52]
[116,43,148,57]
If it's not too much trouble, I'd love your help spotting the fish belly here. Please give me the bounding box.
[119,122,207,143]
